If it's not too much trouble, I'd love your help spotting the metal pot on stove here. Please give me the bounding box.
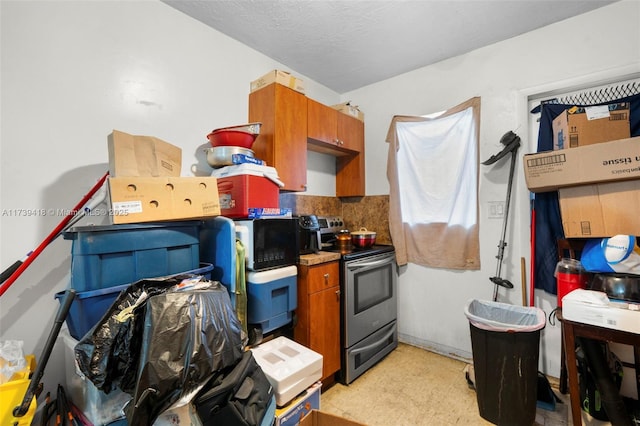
[351,228,376,249]
[336,230,352,249]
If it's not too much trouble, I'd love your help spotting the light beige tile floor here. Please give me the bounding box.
[321,342,613,426]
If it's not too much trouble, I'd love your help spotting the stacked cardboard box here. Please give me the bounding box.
[524,113,636,237]
[551,102,630,150]
[331,102,364,122]
[251,70,305,94]
[107,130,220,224]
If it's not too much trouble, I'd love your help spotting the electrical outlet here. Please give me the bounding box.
[488,201,505,219]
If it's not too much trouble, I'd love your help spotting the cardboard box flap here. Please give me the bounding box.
[108,130,182,177]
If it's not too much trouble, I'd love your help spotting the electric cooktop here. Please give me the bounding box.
[324,244,394,261]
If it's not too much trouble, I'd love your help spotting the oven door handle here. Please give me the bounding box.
[347,256,392,271]
[349,327,395,356]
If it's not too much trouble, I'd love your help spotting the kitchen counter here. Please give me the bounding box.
[298,251,341,266]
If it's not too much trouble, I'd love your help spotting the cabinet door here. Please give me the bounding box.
[336,112,365,196]
[336,152,365,197]
[249,83,308,192]
[307,99,338,146]
[337,112,364,152]
[309,285,341,381]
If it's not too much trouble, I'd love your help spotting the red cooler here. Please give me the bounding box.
[555,258,590,307]
[217,174,279,218]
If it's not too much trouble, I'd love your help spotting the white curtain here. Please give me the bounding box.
[386,97,480,269]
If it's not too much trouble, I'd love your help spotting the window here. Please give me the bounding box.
[386,97,480,269]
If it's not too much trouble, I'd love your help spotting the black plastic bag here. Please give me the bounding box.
[124,282,246,425]
[195,350,274,426]
[75,276,247,425]
[75,276,184,394]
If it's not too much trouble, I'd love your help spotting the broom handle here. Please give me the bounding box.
[0,172,109,297]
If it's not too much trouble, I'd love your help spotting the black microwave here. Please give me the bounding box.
[234,218,298,271]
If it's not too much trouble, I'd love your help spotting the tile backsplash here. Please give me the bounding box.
[280,194,391,245]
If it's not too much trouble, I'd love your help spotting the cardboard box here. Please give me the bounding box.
[108,130,182,177]
[274,382,321,426]
[251,70,305,94]
[300,411,367,426]
[562,289,640,334]
[558,179,640,238]
[523,136,640,193]
[552,102,630,150]
[332,102,364,122]
[108,176,220,224]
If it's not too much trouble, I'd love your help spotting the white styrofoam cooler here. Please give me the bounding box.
[250,336,323,406]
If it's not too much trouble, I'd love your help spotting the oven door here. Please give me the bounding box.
[343,250,397,348]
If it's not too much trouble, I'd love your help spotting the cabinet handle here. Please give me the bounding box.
[324,273,329,284]
[335,289,341,299]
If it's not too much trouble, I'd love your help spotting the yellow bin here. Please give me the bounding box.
[0,354,37,426]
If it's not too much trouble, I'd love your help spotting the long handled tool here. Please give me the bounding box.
[482,131,521,301]
[13,289,76,418]
[0,172,109,297]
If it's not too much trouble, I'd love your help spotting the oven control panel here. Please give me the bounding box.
[317,216,345,235]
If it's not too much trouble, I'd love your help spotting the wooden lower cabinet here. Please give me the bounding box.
[294,261,341,384]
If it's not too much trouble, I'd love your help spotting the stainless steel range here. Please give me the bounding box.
[317,216,398,384]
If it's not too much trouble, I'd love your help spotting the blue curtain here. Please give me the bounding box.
[533,93,640,295]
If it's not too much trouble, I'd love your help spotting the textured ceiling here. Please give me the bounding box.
[163,0,617,94]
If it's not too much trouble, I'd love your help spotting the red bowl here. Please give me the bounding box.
[207,129,257,149]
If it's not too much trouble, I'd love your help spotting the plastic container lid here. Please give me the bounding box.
[247,265,297,283]
[555,258,585,276]
[211,163,284,187]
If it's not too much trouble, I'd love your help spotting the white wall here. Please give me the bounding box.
[1,0,639,401]
[342,0,640,377]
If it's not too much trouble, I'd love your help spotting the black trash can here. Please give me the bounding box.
[464,299,546,426]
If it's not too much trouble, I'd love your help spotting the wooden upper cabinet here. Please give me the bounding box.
[248,83,308,192]
[335,111,365,196]
[336,150,365,197]
[248,83,365,196]
[308,99,362,155]
[307,99,338,147]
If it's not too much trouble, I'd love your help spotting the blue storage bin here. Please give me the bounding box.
[246,265,297,334]
[57,263,213,340]
[63,222,200,292]
[200,216,237,307]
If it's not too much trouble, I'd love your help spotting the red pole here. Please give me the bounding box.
[529,201,536,307]
[0,172,109,297]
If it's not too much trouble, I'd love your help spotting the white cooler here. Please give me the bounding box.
[251,336,323,406]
